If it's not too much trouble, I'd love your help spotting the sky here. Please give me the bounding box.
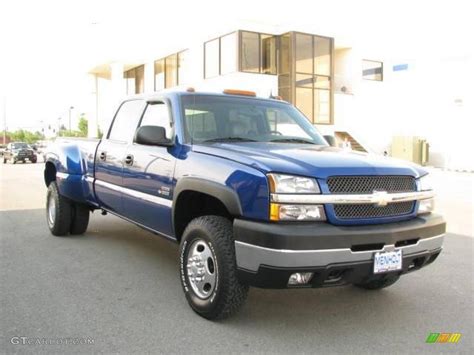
[0,0,472,132]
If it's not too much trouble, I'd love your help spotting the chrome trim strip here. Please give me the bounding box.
[235,234,444,272]
[56,172,69,179]
[95,179,173,207]
[270,190,435,205]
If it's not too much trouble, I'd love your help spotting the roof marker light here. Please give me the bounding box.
[223,89,256,97]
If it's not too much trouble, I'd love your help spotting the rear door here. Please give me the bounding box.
[121,100,176,237]
[94,99,146,214]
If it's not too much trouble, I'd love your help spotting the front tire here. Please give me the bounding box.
[354,275,400,290]
[46,182,72,236]
[179,216,248,320]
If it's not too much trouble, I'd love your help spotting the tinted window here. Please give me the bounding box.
[140,102,172,139]
[108,100,146,142]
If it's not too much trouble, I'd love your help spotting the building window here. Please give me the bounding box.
[154,49,189,90]
[177,50,190,85]
[165,54,177,88]
[154,59,165,91]
[124,65,145,95]
[239,31,277,75]
[220,32,237,75]
[293,33,332,124]
[204,38,220,78]
[362,60,383,81]
[204,33,238,78]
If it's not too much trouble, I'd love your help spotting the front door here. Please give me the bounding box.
[94,99,146,214]
[121,100,176,237]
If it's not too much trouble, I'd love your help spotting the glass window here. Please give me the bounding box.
[362,60,383,81]
[220,32,237,75]
[140,102,172,139]
[204,39,219,78]
[295,33,313,74]
[177,50,189,85]
[261,34,276,74]
[125,69,135,95]
[279,33,291,74]
[108,100,146,142]
[314,36,331,76]
[295,87,313,120]
[165,54,177,88]
[135,65,144,94]
[241,31,259,73]
[184,109,217,140]
[154,59,165,91]
[181,95,327,145]
[314,89,331,124]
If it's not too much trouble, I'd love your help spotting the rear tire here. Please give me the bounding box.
[70,204,90,235]
[46,182,72,236]
[354,275,400,290]
[179,216,248,320]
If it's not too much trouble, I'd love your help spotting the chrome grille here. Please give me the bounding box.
[327,176,416,194]
[333,201,415,219]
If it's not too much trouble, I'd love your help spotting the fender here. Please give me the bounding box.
[172,177,243,223]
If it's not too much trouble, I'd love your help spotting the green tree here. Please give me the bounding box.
[78,116,88,137]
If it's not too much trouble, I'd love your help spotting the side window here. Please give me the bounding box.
[140,102,172,139]
[108,100,146,142]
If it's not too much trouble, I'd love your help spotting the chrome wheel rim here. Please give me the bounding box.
[47,194,56,226]
[187,239,217,299]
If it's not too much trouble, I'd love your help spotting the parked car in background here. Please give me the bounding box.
[3,142,37,164]
[0,144,6,157]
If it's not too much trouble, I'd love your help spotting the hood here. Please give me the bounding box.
[193,143,426,179]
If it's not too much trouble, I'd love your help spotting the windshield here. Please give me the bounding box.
[181,95,327,145]
[12,143,28,149]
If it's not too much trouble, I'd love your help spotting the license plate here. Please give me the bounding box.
[373,249,402,274]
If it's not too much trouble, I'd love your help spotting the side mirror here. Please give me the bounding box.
[134,125,173,146]
[323,135,337,147]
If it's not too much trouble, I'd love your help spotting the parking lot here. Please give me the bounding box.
[1,161,473,354]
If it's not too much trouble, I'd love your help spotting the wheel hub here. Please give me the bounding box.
[48,194,56,225]
[186,240,217,299]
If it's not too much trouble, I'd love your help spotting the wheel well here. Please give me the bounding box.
[44,162,56,187]
[174,190,233,241]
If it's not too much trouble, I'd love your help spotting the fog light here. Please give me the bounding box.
[288,272,314,286]
[418,198,435,215]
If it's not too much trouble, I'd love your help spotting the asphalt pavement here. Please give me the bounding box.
[1,162,473,354]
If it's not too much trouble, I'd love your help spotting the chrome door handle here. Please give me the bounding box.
[124,154,134,166]
[99,151,106,161]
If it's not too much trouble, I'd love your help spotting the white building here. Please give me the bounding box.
[85,24,473,171]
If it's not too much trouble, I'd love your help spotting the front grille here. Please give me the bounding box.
[327,175,416,194]
[327,176,416,220]
[334,201,415,219]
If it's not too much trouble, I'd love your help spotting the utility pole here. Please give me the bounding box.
[68,106,74,132]
[2,96,6,145]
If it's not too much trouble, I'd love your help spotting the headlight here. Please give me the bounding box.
[418,174,434,191]
[418,174,435,215]
[268,174,325,221]
[418,198,435,215]
[268,174,320,194]
[270,204,326,221]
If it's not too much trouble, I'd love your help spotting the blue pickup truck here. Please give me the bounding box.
[44,89,445,319]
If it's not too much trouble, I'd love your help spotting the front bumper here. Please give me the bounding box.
[233,214,445,288]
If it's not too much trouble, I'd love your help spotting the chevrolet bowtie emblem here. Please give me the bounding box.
[372,190,390,207]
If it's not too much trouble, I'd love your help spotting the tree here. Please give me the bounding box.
[78,116,88,137]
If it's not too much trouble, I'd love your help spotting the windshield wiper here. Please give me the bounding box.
[270,138,316,144]
[202,137,257,143]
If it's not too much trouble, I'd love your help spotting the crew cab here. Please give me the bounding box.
[4,142,37,164]
[44,89,446,319]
